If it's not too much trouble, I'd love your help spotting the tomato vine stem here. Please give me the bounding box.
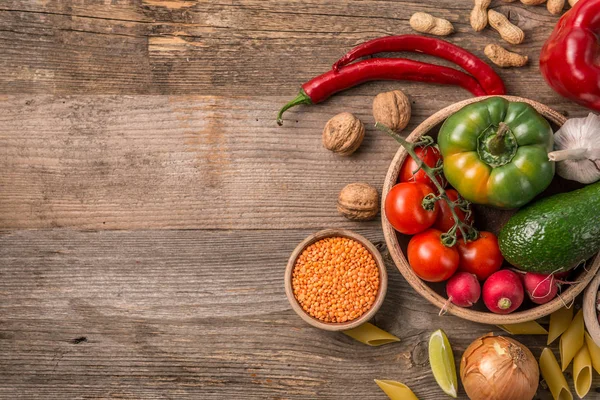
[375,122,478,247]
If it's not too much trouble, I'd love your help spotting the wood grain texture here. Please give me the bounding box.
[0,0,582,96]
[0,0,598,399]
[0,94,587,230]
[0,229,586,399]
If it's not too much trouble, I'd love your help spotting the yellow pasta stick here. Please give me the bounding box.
[343,323,400,346]
[573,344,592,398]
[548,306,574,345]
[559,309,584,371]
[584,332,600,375]
[374,380,419,400]
[497,321,548,335]
[539,348,573,400]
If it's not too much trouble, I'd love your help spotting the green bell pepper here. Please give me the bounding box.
[437,97,554,209]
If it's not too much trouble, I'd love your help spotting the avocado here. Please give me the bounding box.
[498,181,600,273]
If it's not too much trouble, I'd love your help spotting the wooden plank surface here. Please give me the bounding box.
[0,0,582,96]
[0,93,587,230]
[0,229,579,399]
[0,0,597,399]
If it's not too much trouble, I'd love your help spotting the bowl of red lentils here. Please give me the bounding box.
[284,229,388,331]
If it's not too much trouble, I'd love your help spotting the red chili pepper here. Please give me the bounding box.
[332,35,506,97]
[277,58,486,126]
[540,0,600,112]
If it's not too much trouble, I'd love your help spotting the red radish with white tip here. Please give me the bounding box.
[446,272,481,307]
[482,270,524,314]
[523,272,558,305]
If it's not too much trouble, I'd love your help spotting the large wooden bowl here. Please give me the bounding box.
[583,271,600,347]
[382,95,600,325]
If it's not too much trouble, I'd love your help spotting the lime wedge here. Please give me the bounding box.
[429,329,458,398]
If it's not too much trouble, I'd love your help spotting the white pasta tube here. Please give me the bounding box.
[343,323,400,346]
[559,309,584,370]
[573,345,592,398]
[548,306,573,345]
[539,348,573,400]
[497,321,547,335]
[374,380,419,400]
[584,332,600,374]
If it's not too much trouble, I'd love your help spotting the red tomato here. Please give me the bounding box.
[399,146,446,188]
[433,189,474,236]
[385,182,439,235]
[457,231,504,281]
[407,229,460,282]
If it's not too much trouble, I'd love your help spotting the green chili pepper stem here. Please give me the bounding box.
[276,90,312,126]
[487,122,510,156]
[375,122,478,247]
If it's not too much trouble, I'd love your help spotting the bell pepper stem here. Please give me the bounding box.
[277,90,312,126]
[375,122,478,246]
[488,122,510,155]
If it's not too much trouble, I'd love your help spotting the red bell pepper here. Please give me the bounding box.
[540,0,600,112]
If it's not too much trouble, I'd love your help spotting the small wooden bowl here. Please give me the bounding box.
[285,229,388,331]
[382,95,600,325]
[584,270,600,347]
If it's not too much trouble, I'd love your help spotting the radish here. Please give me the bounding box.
[446,272,481,307]
[553,270,571,280]
[482,270,524,314]
[523,272,558,305]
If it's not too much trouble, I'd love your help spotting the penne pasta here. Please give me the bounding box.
[374,380,419,400]
[584,331,600,375]
[548,306,573,345]
[497,321,548,335]
[343,323,400,346]
[539,348,573,400]
[559,309,584,371]
[573,344,592,398]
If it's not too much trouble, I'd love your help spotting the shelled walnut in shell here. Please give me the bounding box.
[373,90,412,132]
[337,183,379,221]
[322,112,365,156]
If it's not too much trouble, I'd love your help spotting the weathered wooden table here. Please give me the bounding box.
[0,1,597,399]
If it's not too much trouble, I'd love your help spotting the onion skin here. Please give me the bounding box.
[460,333,539,400]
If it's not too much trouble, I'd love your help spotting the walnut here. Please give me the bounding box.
[372,90,411,132]
[322,112,365,156]
[337,183,379,221]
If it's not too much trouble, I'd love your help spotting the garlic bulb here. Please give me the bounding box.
[548,113,600,184]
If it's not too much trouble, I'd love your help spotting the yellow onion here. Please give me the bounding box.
[460,333,539,400]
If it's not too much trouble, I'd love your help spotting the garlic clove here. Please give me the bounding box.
[548,113,600,184]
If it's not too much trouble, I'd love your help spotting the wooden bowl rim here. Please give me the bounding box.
[284,228,388,331]
[584,270,600,347]
[381,95,600,325]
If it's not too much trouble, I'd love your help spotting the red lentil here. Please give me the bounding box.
[292,237,380,323]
